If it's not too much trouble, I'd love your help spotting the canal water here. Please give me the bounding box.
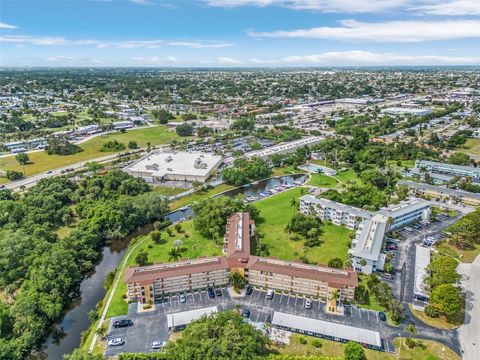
[40,174,306,358]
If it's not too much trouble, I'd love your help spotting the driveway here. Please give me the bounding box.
[458,254,480,360]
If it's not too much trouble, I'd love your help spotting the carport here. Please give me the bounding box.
[271,311,382,350]
[167,306,218,331]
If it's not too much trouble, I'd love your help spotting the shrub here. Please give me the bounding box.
[298,336,307,345]
[312,339,322,348]
[424,304,440,318]
[100,139,126,152]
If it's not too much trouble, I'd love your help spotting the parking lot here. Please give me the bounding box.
[104,287,394,356]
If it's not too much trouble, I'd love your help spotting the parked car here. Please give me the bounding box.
[207,288,215,298]
[305,299,312,309]
[107,338,125,347]
[242,309,251,318]
[112,319,133,328]
[179,294,186,303]
[266,289,274,300]
[215,288,222,297]
[379,312,387,321]
[245,285,253,295]
[152,340,166,349]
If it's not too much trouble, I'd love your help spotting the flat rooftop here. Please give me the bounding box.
[245,136,323,158]
[167,306,218,329]
[126,151,222,178]
[300,195,372,219]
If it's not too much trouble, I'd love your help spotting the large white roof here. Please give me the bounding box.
[126,151,222,178]
[272,312,381,347]
[167,306,218,328]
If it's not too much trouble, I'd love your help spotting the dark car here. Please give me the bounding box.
[379,312,387,321]
[215,288,222,297]
[207,288,215,298]
[113,319,133,328]
[245,285,253,295]
[242,309,251,318]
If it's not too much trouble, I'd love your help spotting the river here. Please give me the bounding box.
[40,174,306,358]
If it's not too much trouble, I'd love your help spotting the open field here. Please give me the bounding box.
[152,186,187,197]
[437,241,480,263]
[409,305,460,330]
[308,174,339,188]
[105,221,221,318]
[335,169,362,184]
[169,183,235,210]
[0,126,178,178]
[461,138,480,156]
[272,334,459,360]
[254,187,353,264]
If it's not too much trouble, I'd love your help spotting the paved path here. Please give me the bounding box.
[458,254,480,360]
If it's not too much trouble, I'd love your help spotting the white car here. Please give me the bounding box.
[107,338,124,347]
[152,340,167,349]
[305,299,312,309]
[179,294,186,303]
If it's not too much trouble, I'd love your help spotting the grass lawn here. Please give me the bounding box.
[408,304,460,330]
[272,166,305,176]
[355,275,387,312]
[271,334,459,360]
[106,221,221,318]
[335,169,362,184]
[437,241,480,263]
[169,183,235,210]
[0,126,179,178]
[308,174,339,188]
[153,186,188,197]
[254,187,353,264]
[460,138,480,156]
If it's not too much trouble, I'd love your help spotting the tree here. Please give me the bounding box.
[229,271,245,291]
[5,170,23,181]
[84,161,103,173]
[164,311,267,359]
[64,349,103,360]
[168,247,181,262]
[290,197,299,214]
[344,341,367,360]
[175,123,194,137]
[128,141,138,149]
[328,257,343,269]
[135,250,148,266]
[151,231,162,244]
[427,256,461,289]
[448,152,471,165]
[15,153,29,165]
[430,284,462,318]
[388,299,405,322]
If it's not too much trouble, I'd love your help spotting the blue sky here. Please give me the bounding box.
[1,0,479,66]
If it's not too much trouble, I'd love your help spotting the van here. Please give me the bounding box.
[266,289,274,300]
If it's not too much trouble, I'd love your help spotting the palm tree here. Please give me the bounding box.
[168,247,181,262]
[283,223,291,239]
[290,197,299,214]
[211,225,220,246]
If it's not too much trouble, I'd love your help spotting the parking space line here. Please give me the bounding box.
[375,311,379,323]
[358,308,362,318]
[367,310,370,320]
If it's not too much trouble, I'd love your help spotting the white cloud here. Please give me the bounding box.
[0,22,18,29]
[248,19,480,42]
[249,58,279,64]
[280,50,479,65]
[129,0,153,4]
[166,56,178,63]
[217,56,243,64]
[0,35,232,49]
[205,0,408,13]
[46,56,77,62]
[412,0,480,16]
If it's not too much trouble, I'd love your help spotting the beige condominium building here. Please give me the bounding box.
[125,212,358,304]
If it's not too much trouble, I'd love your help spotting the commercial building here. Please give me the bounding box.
[398,180,480,206]
[245,136,323,159]
[272,312,382,350]
[125,212,358,304]
[112,120,134,130]
[380,107,432,117]
[301,195,430,274]
[3,138,47,152]
[300,195,372,230]
[414,160,480,182]
[125,151,223,183]
[414,245,431,303]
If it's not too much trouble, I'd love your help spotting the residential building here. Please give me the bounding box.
[245,136,323,159]
[125,151,223,183]
[414,160,480,182]
[112,120,134,130]
[378,198,431,231]
[398,180,480,206]
[300,195,372,230]
[124,212,358,304]
[3,138,47,152]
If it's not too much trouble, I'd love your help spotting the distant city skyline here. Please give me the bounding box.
[1,0,480,67]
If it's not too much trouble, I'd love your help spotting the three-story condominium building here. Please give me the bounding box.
[124,212,358,304]
[415,160,480,182]
[299,195,372,230]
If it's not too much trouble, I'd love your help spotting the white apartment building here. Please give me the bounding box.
[300,195,372,230]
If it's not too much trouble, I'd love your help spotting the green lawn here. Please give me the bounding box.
[153,186,188,197]
[169,183,235,210]
[272,334,459,360]
[409,304,460,330]
[460,138,480,156]
[335,169,362,184]
[0,126,179,178]
[254,187,353,264]
[106,221,221,318]
[308,174,339,188]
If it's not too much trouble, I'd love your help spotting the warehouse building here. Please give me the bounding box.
[125,151,223,183]
[245,136,323,159]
